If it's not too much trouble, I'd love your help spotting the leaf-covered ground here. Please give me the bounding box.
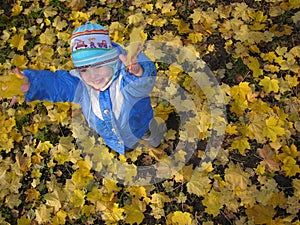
[0,0,300,224]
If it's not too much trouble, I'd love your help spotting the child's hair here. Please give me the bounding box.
[70,22,119,70]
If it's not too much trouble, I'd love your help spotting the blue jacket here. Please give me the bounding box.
[24,43,157,154]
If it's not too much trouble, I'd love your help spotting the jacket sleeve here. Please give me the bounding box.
[121,53,157,97]
[23,69,80,102]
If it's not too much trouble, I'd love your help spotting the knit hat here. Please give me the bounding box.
[70,22,119,69]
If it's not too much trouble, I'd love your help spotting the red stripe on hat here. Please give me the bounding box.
[72,29,109,38]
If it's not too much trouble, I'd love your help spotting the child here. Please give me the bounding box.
[16,22,166,155]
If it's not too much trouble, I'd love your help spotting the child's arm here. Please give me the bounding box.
[119,48,157,97]
[15,68,80,102]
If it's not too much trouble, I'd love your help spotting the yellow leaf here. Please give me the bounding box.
[103,178,121,192]
[152,18,168,27]
[124,204,145,225]
[282,156,300,177]
[71,160,93,188]
[38,45,54,62]
[187,33,203,44]
[259,76,279,94]
[53,17,68,31]
[270,24,293,37]
[225,162,250,191]
[44,190,62,212]
[11,3,23,16]
[262,116,285,142]
[52,210,67,225]
[246,56,263,77]
[102,203,124,223]
[285,74,299,88]
[128,12,144,25]
[36,141,53,154]
[246,204,275,224]
[261,52,277,62]
[172,19,192,34]
[189,8,202,24]
[230,82,252,99]
[82,205,95,216]
[70,189,85,208]
[25,188,40,202]
[151,192,170,208]
[161,2,177,16]
[87,186,101,203]
[17,215,31,225]
[231,137,250,155]
[13,55,29,69]
[142,3,153,12]
[126,26,146,65]
[293,179,300,198]
[202,190,222,217]
[187,168,211,197]
[9,34,28,51]
[167,211,193,225]
[226,124,238,135]
[0,73,25,98]
[127,186,147,200]
[43,6,58,18]
[35,205,52,224]
[39,28,56,45]
[65,0,86,10]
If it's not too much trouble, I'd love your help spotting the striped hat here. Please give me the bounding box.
[70,22,119,69]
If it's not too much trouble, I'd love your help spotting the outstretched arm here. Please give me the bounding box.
[15,68,80,103]
[118,45,157,97]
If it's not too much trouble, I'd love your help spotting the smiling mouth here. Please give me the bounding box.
[92,80,104,85]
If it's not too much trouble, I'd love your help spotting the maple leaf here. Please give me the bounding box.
[231,137,251,155]
[71,160,93,188]
[39,28,56,45]
[102,203,124,223]
[52,210,67,225]
[11,2,23,16]
[262,116,285,142]
[258,145,280,171]
[187,168,211,197]
[161,2,177,16]
[259,76,279,94]
[225,162,250,191]
[128,12,144,25]
[151,192,170,208]
[246,56,263,77]
[166,211,193,225]
[202,190,223,217]
[187,33,203,44]
[44,190,62,212]
[25,188,40,202]
[9,34,28,51]
[125,26,146,65]
[246,204,275,224]
[281,156,300,177]
[70,189,85,208]
[82,205,95,216]
[35,205,52,224]
[0,73,26,98]
[17,215,31,225]
[124,204,145,225]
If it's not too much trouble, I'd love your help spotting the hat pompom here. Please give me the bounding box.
[71,22,119,68]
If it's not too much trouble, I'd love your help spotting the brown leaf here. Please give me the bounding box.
[258,145,280,171]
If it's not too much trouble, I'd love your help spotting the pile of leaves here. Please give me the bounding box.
[0,0,300,224]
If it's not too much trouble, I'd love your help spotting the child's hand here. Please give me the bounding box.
[119,45,144,77]
[14,68,30,93]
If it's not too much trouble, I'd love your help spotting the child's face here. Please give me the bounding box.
[79,65,114,91]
